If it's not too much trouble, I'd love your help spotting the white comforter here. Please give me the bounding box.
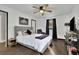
[16,34,52,52]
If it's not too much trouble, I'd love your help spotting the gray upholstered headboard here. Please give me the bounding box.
[14,26,32,38]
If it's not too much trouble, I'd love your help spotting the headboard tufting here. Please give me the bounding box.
[14,26,32,38]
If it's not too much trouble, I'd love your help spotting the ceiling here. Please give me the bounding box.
[2,4,75,19]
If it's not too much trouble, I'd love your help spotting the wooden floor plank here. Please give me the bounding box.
[0,39,67,55]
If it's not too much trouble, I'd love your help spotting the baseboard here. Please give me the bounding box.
[57,38,65,40]
[0,40,5,43]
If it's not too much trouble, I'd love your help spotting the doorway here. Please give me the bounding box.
[0,10,8,47]
[46,18,57,40]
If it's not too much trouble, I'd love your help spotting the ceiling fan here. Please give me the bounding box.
[32,4,52,16]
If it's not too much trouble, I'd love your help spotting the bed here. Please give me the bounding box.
[14,26,52,54]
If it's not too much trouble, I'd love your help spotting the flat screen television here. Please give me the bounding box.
[70,17,75,31]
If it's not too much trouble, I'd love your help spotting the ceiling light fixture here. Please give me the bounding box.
[40,10,44,13]
[33,4,52,16]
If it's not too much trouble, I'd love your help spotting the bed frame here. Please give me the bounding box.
[16,39,52,55]
[14,26,52,55]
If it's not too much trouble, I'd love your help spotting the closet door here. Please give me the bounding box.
[0,11,8,47]
[0,12,6,42]
[0,15,1,41]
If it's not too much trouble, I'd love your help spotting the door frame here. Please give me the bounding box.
[0,10,8,47]
[46,18,57,39]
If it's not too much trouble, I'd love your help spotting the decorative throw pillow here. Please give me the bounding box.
[29,29,34,34]
[27,29,32,35]
[22,30,28,35]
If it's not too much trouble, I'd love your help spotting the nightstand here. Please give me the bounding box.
[8,38,16,47]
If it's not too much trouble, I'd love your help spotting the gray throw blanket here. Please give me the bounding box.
[35,34,48,40]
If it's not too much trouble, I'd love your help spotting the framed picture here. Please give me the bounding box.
[19,17,28,25]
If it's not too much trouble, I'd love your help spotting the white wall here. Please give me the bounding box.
[0,5,35,39]
[72,5,79,30]
[0,4,77,40]
[36,19,46,32]
[36,13,73,39]
[36,5,79,39]
[56,13,73,39]
[0,12,6,42]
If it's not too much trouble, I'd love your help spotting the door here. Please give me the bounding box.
[46,18,57,40]
[0,10,8,47]
[0,12,6,42]
[31,19,36,33]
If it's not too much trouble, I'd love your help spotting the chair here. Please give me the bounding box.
[37,29,46,34]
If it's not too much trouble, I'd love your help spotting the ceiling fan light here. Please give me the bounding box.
[40,10,44,13]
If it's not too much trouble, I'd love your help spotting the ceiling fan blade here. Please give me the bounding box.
[32,6,38,9]
[45,4,48,7]
[46,10,52,12]
[33,11,39,14]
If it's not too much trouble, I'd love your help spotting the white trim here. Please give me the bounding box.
[0,40,5,43]
[57,35,65,39]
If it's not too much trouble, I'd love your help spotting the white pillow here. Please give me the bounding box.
[17,31,22,36]
[22,30,28,35]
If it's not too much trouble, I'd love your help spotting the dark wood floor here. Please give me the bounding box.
[0,39,67,55]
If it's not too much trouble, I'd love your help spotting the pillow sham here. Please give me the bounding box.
[22,30,28,35]
[17,31,22,36]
